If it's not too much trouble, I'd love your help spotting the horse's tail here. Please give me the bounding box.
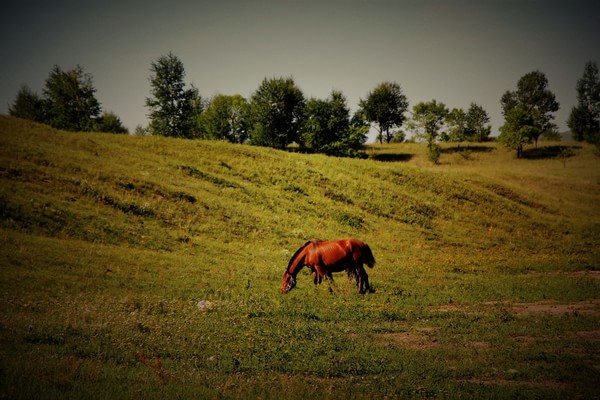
[362,243,376,269]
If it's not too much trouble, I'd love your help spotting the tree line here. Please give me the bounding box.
[8,52,600,159]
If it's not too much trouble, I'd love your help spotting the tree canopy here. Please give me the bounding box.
[500,70,559,148]
[359,82,409,144]
[9,65,129,133]
[249,77,305,149]
[302,90,367,156]
[409,100,448,163]
[146,52,201,138]
[43,65,102,132]
[199,94,250,143]
[8,85,46,123]
[568,61,600,144]
[498,107,537,158]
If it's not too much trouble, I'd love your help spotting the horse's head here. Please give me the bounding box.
[281,272,296,294]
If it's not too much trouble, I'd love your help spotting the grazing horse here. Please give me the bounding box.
[281,238,375,294]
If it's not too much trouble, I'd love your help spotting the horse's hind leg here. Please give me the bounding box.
[326,272,335,293]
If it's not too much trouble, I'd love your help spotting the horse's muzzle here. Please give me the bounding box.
[281,277,296,294]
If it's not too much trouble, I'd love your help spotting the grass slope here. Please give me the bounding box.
[0,115,599,399]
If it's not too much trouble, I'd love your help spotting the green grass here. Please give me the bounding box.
[0,115,599,399]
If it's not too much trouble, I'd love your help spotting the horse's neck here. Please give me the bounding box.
[288,252,306,277]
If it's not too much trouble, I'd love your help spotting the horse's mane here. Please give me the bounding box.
[286,240,320,273]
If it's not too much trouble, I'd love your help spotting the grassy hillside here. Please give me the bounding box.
[0,115,598,399]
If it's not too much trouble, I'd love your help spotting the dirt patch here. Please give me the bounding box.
[572,330,600,340]
[510,300,600,316]
[434,303,463,313]
[376,331,438,350]
[464,341,490,349]
[461,377,573,391]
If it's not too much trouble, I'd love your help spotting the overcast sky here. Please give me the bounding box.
[1,0,599,139]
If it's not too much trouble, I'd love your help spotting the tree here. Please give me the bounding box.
[8,85,46,123]
[501,70,559,147]
[146,52,201,138]
[302,90,367,157]
[444,108,468,142]
[498,107,537,158]
[568,61,600,143]
[409,100,448,163]
[199,94,250,143]
[465,103,491,142]
[303,90,348,150]
[358,82,409,144]
[43,65,101,131]
[95,111,128,134]
[249,77,305,149]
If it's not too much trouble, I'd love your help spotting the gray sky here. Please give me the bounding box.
[1,0,599,139]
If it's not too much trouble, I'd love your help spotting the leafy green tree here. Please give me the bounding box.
[303,90,349,151]
[568,61,600,144]
[145,52,201,138]
[43,65,101,131]
[95,111,128,134]
[498,107,537,158]
[444,108,468,142]
[358,82,409,144]
[199,94,250,143]
[465,103,491,142]
[501,70,559,147]
[249,77,305,149]
[409,100,448,163]
[8,85,46,123]
[410,100,448,144]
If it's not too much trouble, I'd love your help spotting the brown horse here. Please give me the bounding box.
[281,238,375,294]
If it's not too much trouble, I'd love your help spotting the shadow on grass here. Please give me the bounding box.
[522,145,581,160]
[441,145,495,154]
[370,153,415,162]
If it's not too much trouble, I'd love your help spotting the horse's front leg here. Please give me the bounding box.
[311,268,322,285]
[357,265,371,294]
[311,266,327,286]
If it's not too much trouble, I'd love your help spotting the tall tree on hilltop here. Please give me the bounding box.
[43,65,101,132]
[358,82,409,144]
[146,52,201,138]
[500,70,559,148]
[249,77,305,149]
[568,61,600,144]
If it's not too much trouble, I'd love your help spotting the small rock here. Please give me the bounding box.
[197,300,214,312]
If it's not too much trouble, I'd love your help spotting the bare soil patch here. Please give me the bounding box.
[461,377,574,391]
[510,300,600,317]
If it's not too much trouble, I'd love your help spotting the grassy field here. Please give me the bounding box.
[0,115,598,399]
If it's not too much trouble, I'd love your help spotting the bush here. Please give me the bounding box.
[428,143,442,164]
